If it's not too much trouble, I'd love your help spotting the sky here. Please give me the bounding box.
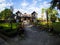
[0,0,51,18]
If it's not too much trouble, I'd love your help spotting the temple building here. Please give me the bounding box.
[14,11,37,23]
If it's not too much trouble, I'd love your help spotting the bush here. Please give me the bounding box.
[0,22,22,37]
[52,22,60,33]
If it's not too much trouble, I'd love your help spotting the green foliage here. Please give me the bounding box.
[46,8,58,22]
[0,23,19,30]
[0,8,12,20]
[46,8,58,15]
[41,8,45,13]
[0,22,22,37]
[50,0,60,9]
[50,14,57,22]
[52,22,60,32]
[58,18,60,21]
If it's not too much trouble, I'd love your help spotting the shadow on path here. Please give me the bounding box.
[0,24,60,45]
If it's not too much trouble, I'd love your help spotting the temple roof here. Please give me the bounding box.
[16,11,22,14]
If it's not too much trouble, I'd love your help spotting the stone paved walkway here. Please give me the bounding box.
[0,24,60,45]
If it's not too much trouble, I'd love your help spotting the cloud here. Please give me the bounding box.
[32,0,37,5]
[0,0,5,3]
[21,2,29,7]
[21,0,29,8]
[0,0,13,12]
[57,10,60,17]
[14,8,26,14]
[0,0,6,12]
[0,0,51,18]
[6,2,13,7]
[14,0,50,18]
[28,1,50,18]
[38,0,42,1]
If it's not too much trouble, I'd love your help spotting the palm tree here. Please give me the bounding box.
[46,8,58,30]
[41,8,45,21]
[46,8,58,22]
[46,10,49,24]
[50,0,60,9]
[51,9,58,22]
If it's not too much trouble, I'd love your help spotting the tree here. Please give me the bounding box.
[50,9,58,22]
[58,18,60,21]
[45,8,58,31]
[41,8,45,21]
[0,8,12,20]
[46,8,58,22]
[50,0,60,9]
[46,9,49,24]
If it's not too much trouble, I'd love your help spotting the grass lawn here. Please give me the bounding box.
[37,22,49,30]
[0,22,22,37]
[37,21,60,33]
[0,22,21,30]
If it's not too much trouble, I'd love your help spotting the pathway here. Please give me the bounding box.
[0,22,60,45]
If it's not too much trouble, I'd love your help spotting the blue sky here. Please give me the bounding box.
[0,0,51,18]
